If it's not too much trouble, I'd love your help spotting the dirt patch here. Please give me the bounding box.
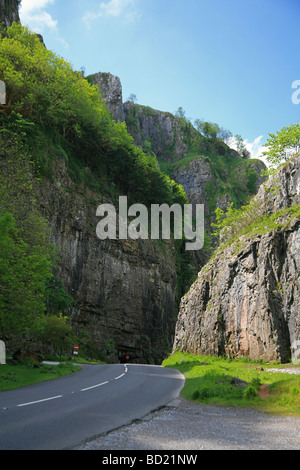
[258,384,270,400]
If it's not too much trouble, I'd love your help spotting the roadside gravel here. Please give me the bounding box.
[76,397,300,451]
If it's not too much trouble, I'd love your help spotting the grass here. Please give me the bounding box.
[0,360,82,392]
[162,352,300,417]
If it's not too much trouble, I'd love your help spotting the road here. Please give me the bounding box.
[0,363,185,450]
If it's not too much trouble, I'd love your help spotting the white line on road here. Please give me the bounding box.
[17,395,63,407]
[14,365,129,407]
[80,381,109,392]
[114,373,125,380]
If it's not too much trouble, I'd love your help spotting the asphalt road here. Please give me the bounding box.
[0,363,185,450]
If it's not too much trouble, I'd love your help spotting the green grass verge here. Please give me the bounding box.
[162,352,300,416]
[0,361,82,392]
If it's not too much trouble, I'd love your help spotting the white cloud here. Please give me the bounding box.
[245,135,266,159]
[227,134,268,165]
[83,0,139,29]
[20,0,68,48]
[20,0,57,31]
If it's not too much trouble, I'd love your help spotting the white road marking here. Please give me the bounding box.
[80,381,109,392]
[17,395,63,407]
[114,373,125,380]
[14,365,129,407]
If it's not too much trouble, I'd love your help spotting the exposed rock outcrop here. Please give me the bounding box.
[173,155,266,246]
[0,0,20,28]
[38,160,179,364]
[173,155,300,363]
[89,72,125,123]
[123,102,200,162]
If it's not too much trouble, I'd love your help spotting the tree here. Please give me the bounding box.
[0,23,187,213]
[235,134,247,157]
[263,123,300,169]
[40,313,73,355]
[175,107,187,120]
[194,119,232,142]
[127,93,138,104]
[0,132,55,336]
[0,213,53,335]
[45,276,74,315]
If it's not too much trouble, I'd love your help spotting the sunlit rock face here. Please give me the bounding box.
[173,154,300,364]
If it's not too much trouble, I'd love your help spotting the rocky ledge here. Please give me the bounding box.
[173,155,300,363]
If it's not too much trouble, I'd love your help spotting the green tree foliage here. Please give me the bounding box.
[234,134,247,157]
[45,276,74,315]
[0,23,186,207]
[0,24,190,340]
[39,313,73,355]
[263,123,300,170]
[211,122,300,248]
[127,93,138,104]
[0,213,53,335]
[211,200,263,244]
[194,119,232,142]
[175,107,187,121]
[0,129,58,337]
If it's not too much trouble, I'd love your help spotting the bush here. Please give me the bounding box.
[243,385,258,399]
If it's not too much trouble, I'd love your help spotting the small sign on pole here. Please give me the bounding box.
[73,345,79,356]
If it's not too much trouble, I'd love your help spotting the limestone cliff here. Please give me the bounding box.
[173,155,266,238]
[89,72,266,249]
[173,154,300,363]
[123,101,200,162]
[89,72,125,123]
[0,0,19,28]
[38,160,179,364]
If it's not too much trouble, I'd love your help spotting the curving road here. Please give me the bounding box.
[0,363,185,450]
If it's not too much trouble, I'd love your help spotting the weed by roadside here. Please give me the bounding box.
[162,352,300,416]
[0,360,81,391]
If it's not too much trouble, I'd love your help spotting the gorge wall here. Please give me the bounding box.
[173,154,300,363]
[44,72,267,363]
[90,72,266,239]
[38,160,179,364]
[0,3,272,364]
[0,0,19,28]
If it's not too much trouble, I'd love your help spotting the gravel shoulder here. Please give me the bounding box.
[76,397,300,451]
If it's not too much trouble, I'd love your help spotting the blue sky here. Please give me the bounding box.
[19,0,300,159]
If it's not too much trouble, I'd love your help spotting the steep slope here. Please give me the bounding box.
[173,154,300,363]
[0,0,19,28]
[0,24,190,363]
[0,14,267,363]
[123,101,200,162]
[38,160,180,363]
[89,72,266,248]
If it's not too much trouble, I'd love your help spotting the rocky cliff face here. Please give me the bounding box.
[38,160,179,364]
[0,0,19,28]
[89,72,125,123]
[173,155,300,363]
[173,155,266,246]
[123,102,200,162]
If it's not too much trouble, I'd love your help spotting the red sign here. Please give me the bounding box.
[74,345,79,351]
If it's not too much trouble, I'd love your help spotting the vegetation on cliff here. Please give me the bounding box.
[0,24,188,345]
[0,23,187,208]
[212,146,300,250]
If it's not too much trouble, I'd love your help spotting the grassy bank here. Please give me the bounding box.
[163,352,300,417]
[0,360,81,391]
